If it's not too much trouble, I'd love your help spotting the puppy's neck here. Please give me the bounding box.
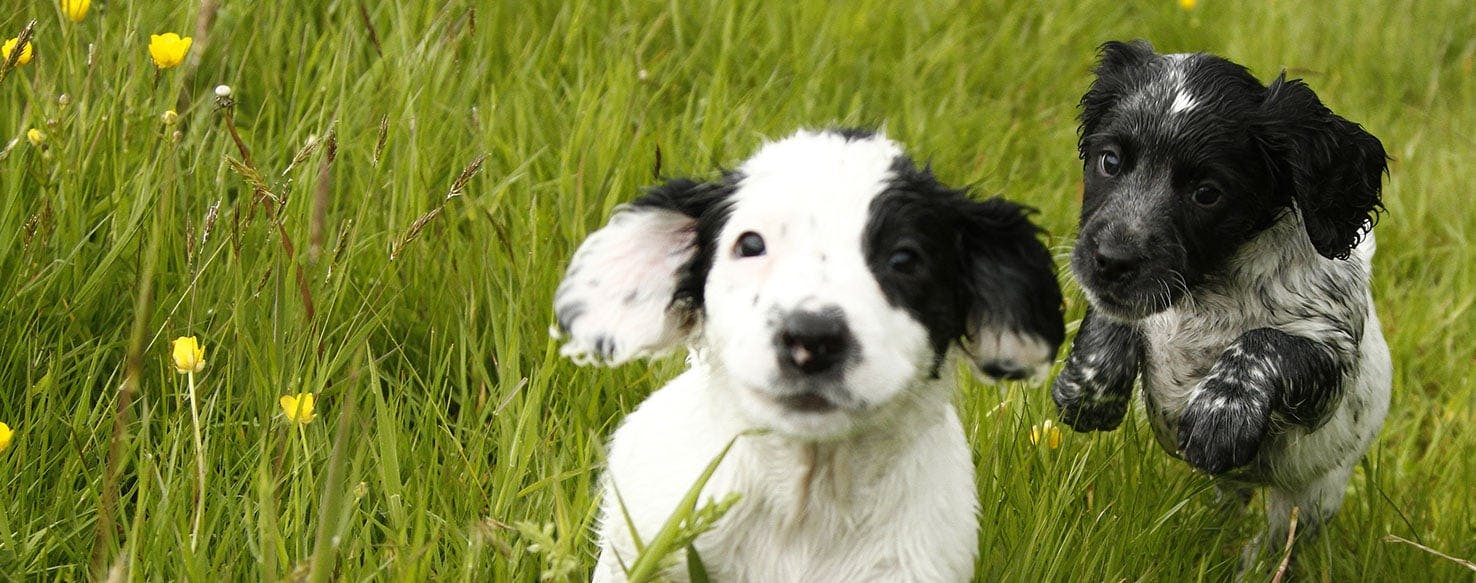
[1188,212,1324,307]
[698,361,955,522]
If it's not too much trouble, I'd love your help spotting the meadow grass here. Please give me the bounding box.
[1,0,1473,580]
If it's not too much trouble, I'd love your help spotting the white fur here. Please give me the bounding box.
[1169,90,1198,114]
[704,131,935,439]
[593,362,977,582]
[555,208,696,365]
[571,131,987,581]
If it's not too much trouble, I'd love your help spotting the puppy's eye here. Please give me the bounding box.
[1097,150,1122,177]
[1191,186,1222,207]
[888,248,920,274]
[734,231,766,258]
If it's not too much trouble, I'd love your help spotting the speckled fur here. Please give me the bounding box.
[1054,41,1391,567]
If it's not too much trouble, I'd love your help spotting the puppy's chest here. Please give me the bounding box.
[1138,303,1259,433]
[702,451,899,579]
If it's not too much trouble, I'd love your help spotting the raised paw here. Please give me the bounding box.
[1051,367,1130,432]
[1177,377,1271,475]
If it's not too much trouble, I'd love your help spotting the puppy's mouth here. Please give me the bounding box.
[1072,260,1185,321]
[1085,286,1175,321]
[748,383,849,415]
[774,392,839,413]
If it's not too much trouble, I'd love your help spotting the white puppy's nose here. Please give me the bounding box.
[775,308,852,375]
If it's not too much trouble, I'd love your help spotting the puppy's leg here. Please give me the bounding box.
[1178,328,1345,475]
[1240,464,1355,578]
[1214,481,1254,511]
[1052,307,1143,431]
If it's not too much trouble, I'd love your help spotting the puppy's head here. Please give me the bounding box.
[555,129,1064,439]
[1072,40,1388,320]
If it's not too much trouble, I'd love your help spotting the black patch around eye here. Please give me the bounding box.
[630,172,741,315]
[1191,185,1222,207]
[864,157,971,362]
[887,247,921,274]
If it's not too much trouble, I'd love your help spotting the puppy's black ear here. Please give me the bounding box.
[553,176,736,365]
[1079,40,1158,153]
[960,198,1066,380]
[1257,73,1388,260]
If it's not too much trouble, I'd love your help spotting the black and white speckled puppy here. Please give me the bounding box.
[1052,40,1391,563]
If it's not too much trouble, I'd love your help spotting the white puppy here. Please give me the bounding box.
[554,129,1064,581]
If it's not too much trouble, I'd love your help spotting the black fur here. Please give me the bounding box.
[1177,328,1345,474]
[1071,40,1387,320]
[829,127,879,141]
[1056,44,1392,569]
[1256,74,1389,260]
[1051,307,1143,431]
[864,157,1064,376]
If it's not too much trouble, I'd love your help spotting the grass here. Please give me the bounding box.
[1,0,1472,580]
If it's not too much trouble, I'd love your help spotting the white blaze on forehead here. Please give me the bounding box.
[1169,90,1199,114]
[721,129,904,306]
[1164,53,1198,115]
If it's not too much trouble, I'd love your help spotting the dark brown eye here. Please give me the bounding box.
[888,248,920,273]
[1191,186,1222,207]
[734,231,766,258]
[1098,150,1122,177]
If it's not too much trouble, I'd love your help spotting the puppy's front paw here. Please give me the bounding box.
[1051,367,1130,432]
[1177,377,1271,475]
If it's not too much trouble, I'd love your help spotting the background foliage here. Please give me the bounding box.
[1,0,1472,580]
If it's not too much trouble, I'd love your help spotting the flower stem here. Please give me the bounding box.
[187,370,206,551]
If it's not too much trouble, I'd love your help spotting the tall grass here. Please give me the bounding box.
[0,0,1472,580]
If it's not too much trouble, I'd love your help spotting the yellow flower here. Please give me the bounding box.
[27,128,45,146]
[2,37,34,66]
[1030,419,1063,449]
[148,33,192,69]
[171,336,206,374]
[1178,0,1197,10]
[280,393,317,425]
[0,422,12,453]
[161,109,179,125]
[61,0,91,22]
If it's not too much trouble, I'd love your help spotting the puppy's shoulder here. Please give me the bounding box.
[605,367,745,481]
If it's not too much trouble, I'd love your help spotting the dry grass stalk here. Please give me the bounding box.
[1271,506,1299,583]
[1384,534,1476,572]
[373,115,389,166]
[447,152,487,200]
[390,153,487,260]
[357,1,383,57]
[326,219,354,281]
[0,20,35,85]
[225,156,279,204]
[309,131,337,262]
[389,206,442,261]
[201,199,221,247]
[90,223,159,576]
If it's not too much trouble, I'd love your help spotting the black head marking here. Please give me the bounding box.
[1256,73,1388,260]
[1071,41,1387,319]
[864,156,1064,370]
[629,173,742,317]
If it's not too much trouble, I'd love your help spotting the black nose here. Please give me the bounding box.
[1092,238,1140,282]
[776,309,852,375]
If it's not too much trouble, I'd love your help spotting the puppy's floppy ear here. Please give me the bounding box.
[1079,40,1157,152]
[553,176,736,366]
[959,198,1066,380]
[1257,72,1388,260]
